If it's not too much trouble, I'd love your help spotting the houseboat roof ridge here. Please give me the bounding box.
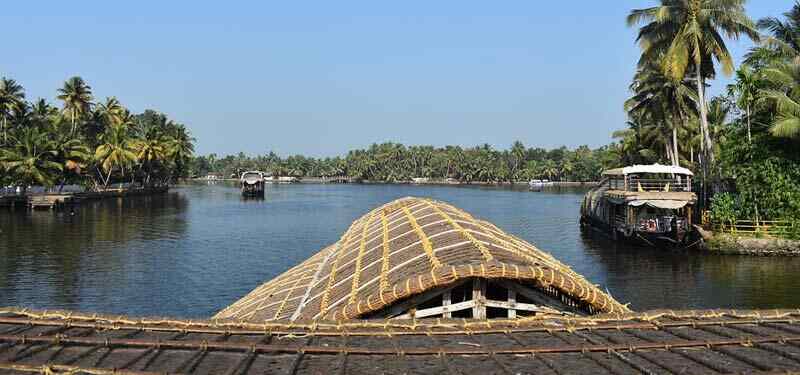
[213,197,629,322]
[603,163,694,177]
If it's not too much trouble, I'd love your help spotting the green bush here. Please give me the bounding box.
[710,192,738,227]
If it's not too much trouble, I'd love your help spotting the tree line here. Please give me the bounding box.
[622,0,800,223]
[0,76,195,193]
[191,142,621,183]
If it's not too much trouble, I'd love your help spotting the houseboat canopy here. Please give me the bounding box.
[214,197,628,322]
[602,164,694,177]
[240,171,265,185]
[628,198,693,209]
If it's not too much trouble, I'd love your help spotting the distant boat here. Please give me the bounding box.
[411,177,429,184]
[275,176,299,184]
[240,171,266,196]
[528,179,551,190]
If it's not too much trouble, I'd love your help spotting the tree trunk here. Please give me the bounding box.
[746,103,752,144]
[695,63,713,209]
[665,142,673,165]
[695,63,713,163]
[104,172,112,188]
[672,126,680,166]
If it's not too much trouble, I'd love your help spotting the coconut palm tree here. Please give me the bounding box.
[95,125,137,187]
[746,2,800,66]
[727,66,760,143]
[628,0,759,163]
[96,97,127,128]
[51,126,91,191]
[30,98,58,123]
[131,124,168,185]
[165,124,195,181]
[625,62,697,166]
[706,97,732,156]
[0,127,62,191]
[57,76,93,135]
[541,160,558,181]
[509,141,526,180]
[758,60,800,139]
[0,78,25,144]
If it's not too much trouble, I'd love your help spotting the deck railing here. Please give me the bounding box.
[606,178,691,192]
[1,187,21,196]
[712,220,798,239]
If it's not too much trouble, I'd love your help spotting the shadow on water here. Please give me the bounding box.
[579,227,800,311]
[1,182,798,318]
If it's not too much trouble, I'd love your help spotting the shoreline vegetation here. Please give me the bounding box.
[0,76,195,200]
[191,142,617,185]
[194,176,598,187]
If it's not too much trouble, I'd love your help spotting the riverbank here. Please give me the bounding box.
[0,186,169,210]
[695,227,800,255]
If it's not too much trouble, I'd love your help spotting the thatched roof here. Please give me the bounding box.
[214,197,628,322]
[4,307,800,374]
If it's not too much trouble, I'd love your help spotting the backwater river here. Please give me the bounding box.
[1,182,798,318]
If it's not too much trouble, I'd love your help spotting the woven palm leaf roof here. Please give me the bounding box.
[214,197,629,322]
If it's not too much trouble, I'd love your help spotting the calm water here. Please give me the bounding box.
[2,183,799,318]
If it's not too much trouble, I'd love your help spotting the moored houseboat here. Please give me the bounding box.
[580,164,697,246]
[240,171,266,196]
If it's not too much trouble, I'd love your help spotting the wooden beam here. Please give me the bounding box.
[508,289,516,318]
[396,300,476,319]
[484,299,558,314]
[367,280,468,319]
[472,279,486,319]
[495,279,580,315]
[442,290,451,318]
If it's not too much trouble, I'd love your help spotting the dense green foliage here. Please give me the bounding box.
[192,142,620,183]
[0,77,195,191]
[713,2,800,223]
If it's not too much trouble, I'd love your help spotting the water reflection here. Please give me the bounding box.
[241,195,266,203]
[1,183,798,319]
[579,229,800,310]
[0,193,189,313]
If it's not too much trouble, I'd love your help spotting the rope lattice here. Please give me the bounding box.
[213,197,630,322]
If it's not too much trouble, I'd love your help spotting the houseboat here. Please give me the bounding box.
[240,171,266,196]
[580,164,697,246]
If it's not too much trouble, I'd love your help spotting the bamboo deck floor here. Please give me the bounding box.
[2,308,800,374]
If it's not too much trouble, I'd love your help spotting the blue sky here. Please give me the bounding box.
[1,1,788,157]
